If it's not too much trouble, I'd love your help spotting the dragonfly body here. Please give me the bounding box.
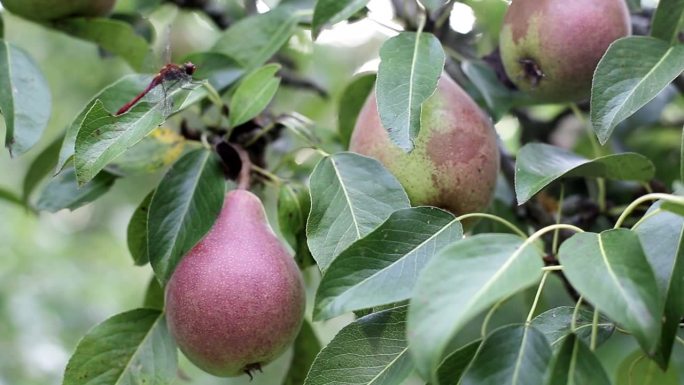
[116,62,196,116]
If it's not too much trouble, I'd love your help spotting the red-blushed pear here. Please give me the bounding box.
[349,74,500,217]
[0,0,116,21]
[500,0,631,103]
[165,189,305,378]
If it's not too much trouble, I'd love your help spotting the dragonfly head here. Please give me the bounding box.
[183,62,197,76]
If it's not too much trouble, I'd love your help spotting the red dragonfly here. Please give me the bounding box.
[116,62,197,116]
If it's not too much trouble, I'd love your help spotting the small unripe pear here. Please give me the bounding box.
[1,0,116,21]
[500,0,631,102]
[349,75,499,216]
[165,189,305,377]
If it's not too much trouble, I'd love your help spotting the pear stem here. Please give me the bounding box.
[232,144,252,190]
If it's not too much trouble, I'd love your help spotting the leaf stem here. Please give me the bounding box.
[571,296,584,332]
[455,213,527,238]
[524,224,584,254]
[614,193,684,229]
[480,296,509,339]
[434,0,456,30]
[244,122,276,147]
[552,184,565,255]
[416,1,427,35]
[570,103,601,157]
[251,164,282,186]
[570,103,606,212]
[201,80,223,110]
[590,308,600,351]
[526,270,550,323]
[677,336,684,346]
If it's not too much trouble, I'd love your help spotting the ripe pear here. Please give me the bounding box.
[500,0,631,103]
[1,0,116,21]
[165,189,306,377]
[349,75,499,216]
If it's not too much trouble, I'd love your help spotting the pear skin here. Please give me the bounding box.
[350,75,500,217]
[165,189,305,377]
[500,0,631,102]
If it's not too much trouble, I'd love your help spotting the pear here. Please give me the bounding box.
[165,189,306,377]
[500,0,631,102]
[349,74,499,216]
[1,0,116,21]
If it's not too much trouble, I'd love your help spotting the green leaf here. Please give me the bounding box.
[0,187,25,209]
[212,7,300,70]
[461,60,513,121]
[229,63,281,128]
[408,234,544,379]
[338,73,376,148]
[278,181,316,268]
[22,134,63,201]
[304,306,413,385]
[307,152,410,271]
[57,75,150,172]
[662,200,684,217]
[142,277,164,310]
[278,181,310,247]
[311,0,369,39]
[435,340,480,385]
[128,191,154,266]
[651,0,684,44]
[461,60,536,121]
[36,168,116,212]
[52,18,152,71]
[635,202,684,367]
[591,37,684,144]
[148,149,226,285]
[62,308,177,385]
[277,113,320,146]
[530,307,614,349]
[558,229,662,355]
[460,325,551,385]
[0,41,51,156]
[74,78,203,185]
[545,334,610,385]
[616,350,680,385]
[314,207,462,321]
[283,320,321,385]
[515,143,655,204]
[107,127,186,176]
[376,32,445,151]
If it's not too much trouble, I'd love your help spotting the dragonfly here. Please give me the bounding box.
[115,61,197,116]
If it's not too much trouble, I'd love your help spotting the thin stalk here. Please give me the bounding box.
[455,213,527,238]
[614,193,684,228]
[552,184,565,255]
[250,164,281,186]
[570,103,606,212]
[590,309,600,351]
[481,297,509,339]
[434,0,456,30]
[571,297,584,332]
[526,270,551,323]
